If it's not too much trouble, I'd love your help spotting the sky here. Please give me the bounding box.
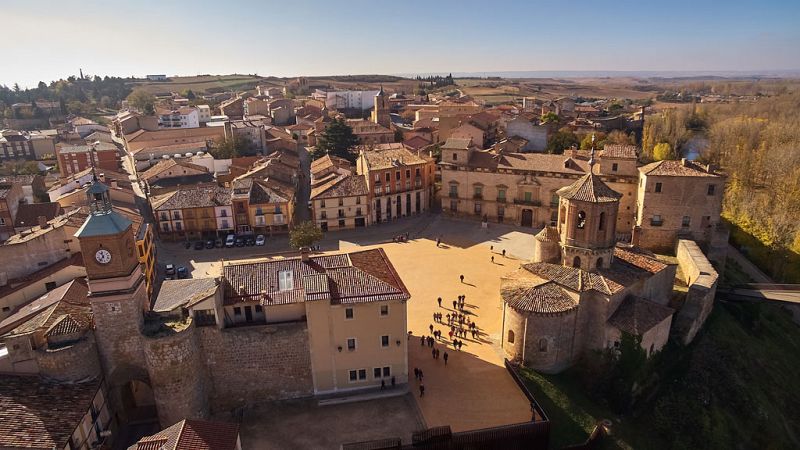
[4,0,800,88]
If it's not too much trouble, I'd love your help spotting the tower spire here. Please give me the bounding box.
[588,134,596,172]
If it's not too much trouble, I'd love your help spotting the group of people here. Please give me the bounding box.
[392,232,410,243]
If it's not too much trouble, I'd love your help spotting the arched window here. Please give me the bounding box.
[538,338,548,352]
[596,257,604,268]
[573,256,581,268]
[598,212,605,231]
[576,211,586,229]
[507,330,515,344]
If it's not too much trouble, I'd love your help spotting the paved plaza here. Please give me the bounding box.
[157,215,539,433]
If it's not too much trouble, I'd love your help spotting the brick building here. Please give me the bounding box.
[356,143,436,223]
[56,142,120,177]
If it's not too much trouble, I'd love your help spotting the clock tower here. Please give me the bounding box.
[75,176,150,407]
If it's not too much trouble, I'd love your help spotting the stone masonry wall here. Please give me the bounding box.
[673,239,718,345]
[143,322,209,427]
[37,333,102,382]
[197,321,313,413]
[521,310,578,374]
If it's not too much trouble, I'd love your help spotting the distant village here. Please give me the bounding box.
[0,75,729,449]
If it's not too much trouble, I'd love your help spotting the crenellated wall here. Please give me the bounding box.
[197,321,314,413]
[143,320,209,427]
[673,239,718,345]
[37,333,102,382]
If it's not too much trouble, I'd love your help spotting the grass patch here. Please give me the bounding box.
[520,302,800,449]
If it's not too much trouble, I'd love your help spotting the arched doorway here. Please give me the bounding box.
[521,209,533,227]
[119,379,157,424]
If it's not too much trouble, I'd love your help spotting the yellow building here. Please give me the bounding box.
[135,222,157,305]
[310,174,370,231]
[222,248,410,393]
[151,185,235,240]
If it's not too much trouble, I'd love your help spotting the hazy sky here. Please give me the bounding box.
[4,0,800,88]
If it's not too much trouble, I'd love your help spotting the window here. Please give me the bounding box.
[255,305,263,313]
[539,338,548,352]
[474,202,482,214]
[347,338,356,351]
[415,168,421,177]
[320,199,326,208]
[175,222,182,231]
[381,335,390,347]
[395,171,401,180]
[707,184,716,196]
[473,185,482,197]
[682,216,691,227]
[345,308,354,319]
[349,370,358,381]
[338,198,344,206]
[524,191,532,202]
[373,366,391,378]
[450,200,458,212]
[160,212,168,221]
[162,223,170,232]
[338,219,345,227]
[651,215,663,226]
[374,173,380,182]
[358,369,367,380]
[380,305,389,316]
[598,212,605,231]
[654,182,662,193]
[452,153,458,161]
[507,330,515,344]
[498,205,505,218]
[497,188,506,201]
[385,173,390,182]
[278,270,294,291]
[406,169,411,178]
[612,163,618,172]
[356,196,361,204]
[550,193,559,207]
[233,307,242,316]
[222,220,229,229]
[374,367,382,379]
[576,211,586,229]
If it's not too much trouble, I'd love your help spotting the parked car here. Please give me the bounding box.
[245,237,256,246]
[194,241,204,250]
[235,237,245,247]
[225,234,236,248]
[176,266,188,279]
[255,235,266,246]
[205,239,215,249]
[183,241,192,249]
[215,238,223,248]
[165,264,176,276]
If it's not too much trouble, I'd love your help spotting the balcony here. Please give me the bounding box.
[496,197,507,203]
[473,193,483,200]
[448,192,459,198]
[513,199,541,207]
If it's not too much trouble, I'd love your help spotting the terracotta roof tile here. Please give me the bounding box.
[13,202,63,228]
[501,278,577,314]
[556,173,622,203]
[132,419,240,450]
[360,146,432,171]
[0,376,100,449]
[310,174,368,199]
[600,144,638,159]
[151,185,232,211]
[608,296,674,335]
[640,159,722,177]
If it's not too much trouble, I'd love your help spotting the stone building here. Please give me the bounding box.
[151,185,234,240]
[371,86,391,129]
[347,119,394,145]
[633,159,727,260]
[501,154,677,373]
[356,144,436,223]
[440,141,639,232]
[311,174,371,231]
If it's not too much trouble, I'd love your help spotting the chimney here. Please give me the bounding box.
[37,215,48,229]
[300,246,311,262]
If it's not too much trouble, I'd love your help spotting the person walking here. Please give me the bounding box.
[490,245,494,252]
[414,367,419,380]
[432,347,436,359]
[436,238,440,247]
[491,255,495,264]
[443,352,449,366]
[502,249,506,258]
[460,274,464,283]
[452,300,457,309]
[429,324,434,334]
[421,336,425,347]
[437,297,442,307]
[381,379,386,390]
[391,376,396,388]
[419,383,425,397]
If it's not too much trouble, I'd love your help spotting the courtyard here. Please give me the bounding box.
[157,215,540,439]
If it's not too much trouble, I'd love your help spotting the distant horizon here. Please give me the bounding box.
[4,0,799,89]
[5,69,800,91]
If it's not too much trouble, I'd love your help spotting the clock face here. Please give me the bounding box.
[95,249,112,264]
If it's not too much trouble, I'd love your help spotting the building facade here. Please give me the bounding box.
[151,185,234,240]
[311,174,371,231]
[56,142,120,178]
[356,144,436,223]
[156,107,200,129]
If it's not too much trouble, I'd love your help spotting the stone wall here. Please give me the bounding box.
[37,334,102,382]
[197,321,313,413]
[673,239,718,345]
[520,309,579,374]
[143,322,209,427]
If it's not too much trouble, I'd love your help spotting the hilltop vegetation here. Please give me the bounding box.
[522,301,800,450]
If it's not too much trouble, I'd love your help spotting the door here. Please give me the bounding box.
[521,209,533,227]
[355,217,366,227]
[406,193,412,216]
[244,306,253,322]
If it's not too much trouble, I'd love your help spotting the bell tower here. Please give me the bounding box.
[555,144,621,271]
[372,85,391,128]
[75,176,149,398]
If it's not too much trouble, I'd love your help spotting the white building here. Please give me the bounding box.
[318,89,380,111]
[156,107,200,129]
[197,105,212,123]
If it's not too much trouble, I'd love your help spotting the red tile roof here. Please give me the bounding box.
[0,376,100,450]
[556,173,622,203]
[132,419,240,450]
[600,144,638,160]
[223,249,410,306]
[608,296,674,335]
[640,159,722,177]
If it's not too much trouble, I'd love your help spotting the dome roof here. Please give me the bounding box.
[557,173,621,203]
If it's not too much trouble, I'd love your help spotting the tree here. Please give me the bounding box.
[126,89,156,114]
[540,112,559,124]
[182,89,196,100]
[546,130,579,154]
[653,142,672,161]
[314,118,360,162]
[209,137,244,159]
[289,221,323,249]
